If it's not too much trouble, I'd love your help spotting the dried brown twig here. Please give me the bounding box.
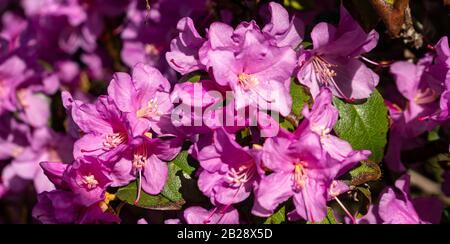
[369,0,423,48]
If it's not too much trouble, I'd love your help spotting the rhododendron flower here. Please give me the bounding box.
[1,0,449,225]
[2,126,73,194]
[0,115,30,161]
[200,20,296,116]
[16,89,51,128]
[385,56,441,172]
[40,161,68,188]
[428,37,450,121]
[0,56,26,115]
[63,156,112,206]
[62,92,131,162]
[297,6,379,100]
[122,0,207,76]
[357,175,443,224]
[107,136,179,204]
[165,17,206,75]
[32,190,120,224]
[253,126,368,222]
[108,63,172,136]
[261,2,304,48]
[184,206,240,224]
[197,128,261,205]
[299,88,371,162]
[170,80,224,136]
[22,0,129,54]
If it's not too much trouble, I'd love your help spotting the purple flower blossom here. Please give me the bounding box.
[184,206,240,224]
[297,6,379,100]
[197,128,260,205]
[385,56,441,172]
[15,89,51,128]
[357,175,443,224]
[1,126,73,194]
[200,20,296,116]
[299,88,371,163]
[40,161,68,188]
[108,135,180,204]
[108,63,172,136]
[62,92,131,162]
[252,91,369,222]
[122,0,207,77]
[428,37,450,121]
[261,2,304,48]
[63,156,112,206]
[23,0,129,54]
[0,56,27,115]
[166,17,206,75]
[252,128,364,222]
[32,190,120,224]
[169,80,224,137]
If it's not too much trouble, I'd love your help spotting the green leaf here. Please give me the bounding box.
[283,0,306,10]
[320,208,338,224]
[179,71,209,83]
[236,128,252,147]
[301,41,312,49]
[333,90,389,163]
[279,117,295,132]
[116,151,194,210]
[290,80,311,117]
[352,186,372,214]
[171,150,195,176]
[264,206,286,224]
[427,126,441,142]
[348,161,382,186]
[308,208,337,224]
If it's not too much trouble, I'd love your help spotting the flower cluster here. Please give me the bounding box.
[0,0,449,224]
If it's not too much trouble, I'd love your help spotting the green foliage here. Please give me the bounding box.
[333,90,389,163]
[307,208,337,224]
[179,71,209,83]
[290,79,311,117]
[116,150,195,210]
[264,206,286,224]
[348,161,382,186]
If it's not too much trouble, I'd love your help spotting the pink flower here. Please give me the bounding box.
[357,175,443,224]
[297,6,379,100]
[197,128,261,205]
[108,63,172,137]
[184,206,240,224]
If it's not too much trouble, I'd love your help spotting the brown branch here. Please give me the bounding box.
[369,0,408,37]
[369,0,423,48]
[445,0,450,7]
[285,113,300,128]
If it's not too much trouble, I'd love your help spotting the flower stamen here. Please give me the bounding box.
[133,144,148,205]
[103,132,127,150]
[414,87,438,105]
[292,163,307,192]
[82,174,99,190]
[136,97,161,119]
[225,162,255,188]
[238,73,259,91]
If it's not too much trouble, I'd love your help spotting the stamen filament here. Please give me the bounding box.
[134,169,143,206]
[334,196,356,224]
